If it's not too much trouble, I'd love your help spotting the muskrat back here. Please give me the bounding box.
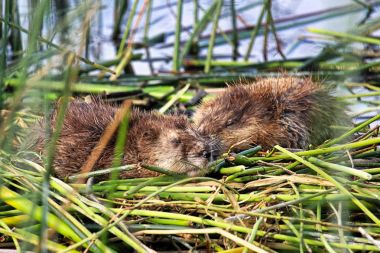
[193,76,349,153]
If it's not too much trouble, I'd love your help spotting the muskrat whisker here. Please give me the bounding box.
[179,159,204,171]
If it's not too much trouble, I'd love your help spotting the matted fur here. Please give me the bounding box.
[33,99,212,179]
[193,76,348,152]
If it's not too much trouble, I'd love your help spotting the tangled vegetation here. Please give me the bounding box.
[1,0,380,252]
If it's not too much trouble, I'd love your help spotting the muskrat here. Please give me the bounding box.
[193,76,348,153]
[31,99,217,179]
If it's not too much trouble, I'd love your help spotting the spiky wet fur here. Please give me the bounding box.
[193,76,349,153]
[32,99,212,179]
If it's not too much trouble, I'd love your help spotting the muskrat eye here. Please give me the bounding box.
[171,138,181,147]
[226,119,235,127]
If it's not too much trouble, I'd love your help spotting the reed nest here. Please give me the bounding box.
[0,112,379,252]
[1,0,380,252]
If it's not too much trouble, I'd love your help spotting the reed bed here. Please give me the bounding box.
[1,0,380,252]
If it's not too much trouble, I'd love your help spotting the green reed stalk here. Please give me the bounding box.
[308,27,380,45]
[159,83,190,113]
[0,17,115,74]
[50,179,149,253]
[0,227,79,253]
[230,0,238,60]
[324,114,380,147]
[242,216,264,253]
[143,0,154,73]
[115,209,380,251]
[0,0,49,149]
[244,2,266,61]
[173,0,183,72]
[204,0,223,73]
[247,137,380,162]
[308,157,372,180]
[180,0,219,62]
[275,145,380,226]
[0,0,11,114]
[0,186,82,244]
[117,0,139,56]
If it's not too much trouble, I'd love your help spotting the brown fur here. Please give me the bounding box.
[33,99,214,179]
[193,76,348,153]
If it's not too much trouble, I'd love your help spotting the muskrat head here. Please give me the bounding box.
[193,85,264,152]
[128,111,219,176]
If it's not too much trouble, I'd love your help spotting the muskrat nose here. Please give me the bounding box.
[202,150,211,159]
[202,149,220,162]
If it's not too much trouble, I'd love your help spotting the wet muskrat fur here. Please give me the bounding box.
[32,99,218,179]
[193,76,348,153]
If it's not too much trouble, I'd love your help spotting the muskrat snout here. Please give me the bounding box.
[203,137,221,162]
[202,149,219,162]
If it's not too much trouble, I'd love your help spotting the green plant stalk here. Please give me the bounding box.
[249,137,380,162]
[159,83,190,113]
[220,165,246,174]
[0,227,79,253]
[143,0,154,73]
[204,0,223,73]
[99,185,216,193]
[173,0,183,72]
[0,214,29,226]
[141,164,187,176]
[242,216,264,253]
[308,27,380,45]
[111,106,131,172]
[340,91,380,99]
[50,179,149,253]
[0,186,82,243]
[267,0,286,59]
[0,0,11,114]
[0,17,115,74]
[275,145,380,226]
[117,0,139,56]
[324,114,380,147]
[68,165,136,181]
[0,219,21,252]
[176,203,380,235]
[238,145,263,156]
[110,191,366,204]
[124,177,170,196]
[230,0,238,60]
[40,53,76,251]
[114,209,380,251]
[148,218,192,227]
[180,0,219,62]
[308,157,372,180]
[6,79,140,93]
[0,0,49,149]
[44,188,113,253]
[226,166,276,181]
[244,2,266,61]
[135,228,267,253]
